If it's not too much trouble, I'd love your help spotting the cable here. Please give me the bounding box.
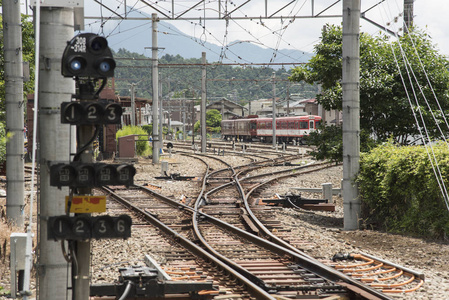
[61,241,73,263]
[94,78,108,98]
[118,281,134,300]
[73,125,101,162]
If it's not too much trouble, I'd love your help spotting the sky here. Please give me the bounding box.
[17,0,449,58]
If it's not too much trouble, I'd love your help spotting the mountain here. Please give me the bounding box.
[100,9,312,64]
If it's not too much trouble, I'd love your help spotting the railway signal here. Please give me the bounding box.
[50,163,136,188]
[56,32,132,299]
[61,33,116,79]
[47,215,132,241]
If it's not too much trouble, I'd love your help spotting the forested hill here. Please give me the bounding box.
[114,49,318,105]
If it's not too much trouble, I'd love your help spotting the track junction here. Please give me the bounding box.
[86,146,424,300]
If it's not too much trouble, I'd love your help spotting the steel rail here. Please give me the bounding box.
[188,154,392,300]
[233,165,396,300]
[184,156,389,299]
[101,185,276,300]
[101,154,391,299]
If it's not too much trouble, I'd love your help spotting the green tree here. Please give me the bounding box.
[193,109,222,133]
[291,25,449,148]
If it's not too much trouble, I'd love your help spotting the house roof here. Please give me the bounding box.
[299,98,317,104]
[207,98,247,110]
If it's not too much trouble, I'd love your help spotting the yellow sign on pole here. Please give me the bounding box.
[65,195,107,213]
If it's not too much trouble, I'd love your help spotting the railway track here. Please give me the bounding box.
[164,140,311,157]
[88,152,424,299]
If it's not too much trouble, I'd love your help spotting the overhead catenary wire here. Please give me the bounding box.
[85,0,315,65]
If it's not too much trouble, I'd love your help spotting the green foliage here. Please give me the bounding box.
[357,142,449,238]
[305,125,343,163]
[193,109,222,133]
[205,109,222,128]
[306,126,377,162]
[141,125,152,135]
[116,125,151,156]
[290,25,449,145]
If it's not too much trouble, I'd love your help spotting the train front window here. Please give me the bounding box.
[300,122,308,129]
[309,121,314,129]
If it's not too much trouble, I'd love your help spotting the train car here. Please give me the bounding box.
[221,119,235,139]
[222,115,321,144]
[222,116,258,142]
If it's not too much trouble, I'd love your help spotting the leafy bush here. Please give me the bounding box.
[141,125,152,136]
[357,142,449,238]
[116,125,151,156]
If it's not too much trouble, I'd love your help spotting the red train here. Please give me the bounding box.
[221,115,322,144]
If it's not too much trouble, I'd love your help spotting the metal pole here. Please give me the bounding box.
[272,72,277,148]
[167,78,171,135]
[182,99,186,141]
[151,13,160,163]
[221,100,224,120]
[4,0,25,227]
[342,0,361,230]
[130,83,136,126]
[38,7,74,299]
[159,72,163,146]
[201,52,207,153]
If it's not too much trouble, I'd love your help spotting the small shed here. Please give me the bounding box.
[117,135,136,158]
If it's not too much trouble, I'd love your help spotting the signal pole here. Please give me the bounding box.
[342,0,361,230]
[38,6,75,300]
[74,125,93,300]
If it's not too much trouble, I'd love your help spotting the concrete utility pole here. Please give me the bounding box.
[342,0,361,230]
[272,72,277,148]
[130,83,136,126]
[159,72,163,145]
[201,52,207,153]
[4,0,25,227]
[403,0,414,33]
[151,13,160,163]
[38,6,75,299]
